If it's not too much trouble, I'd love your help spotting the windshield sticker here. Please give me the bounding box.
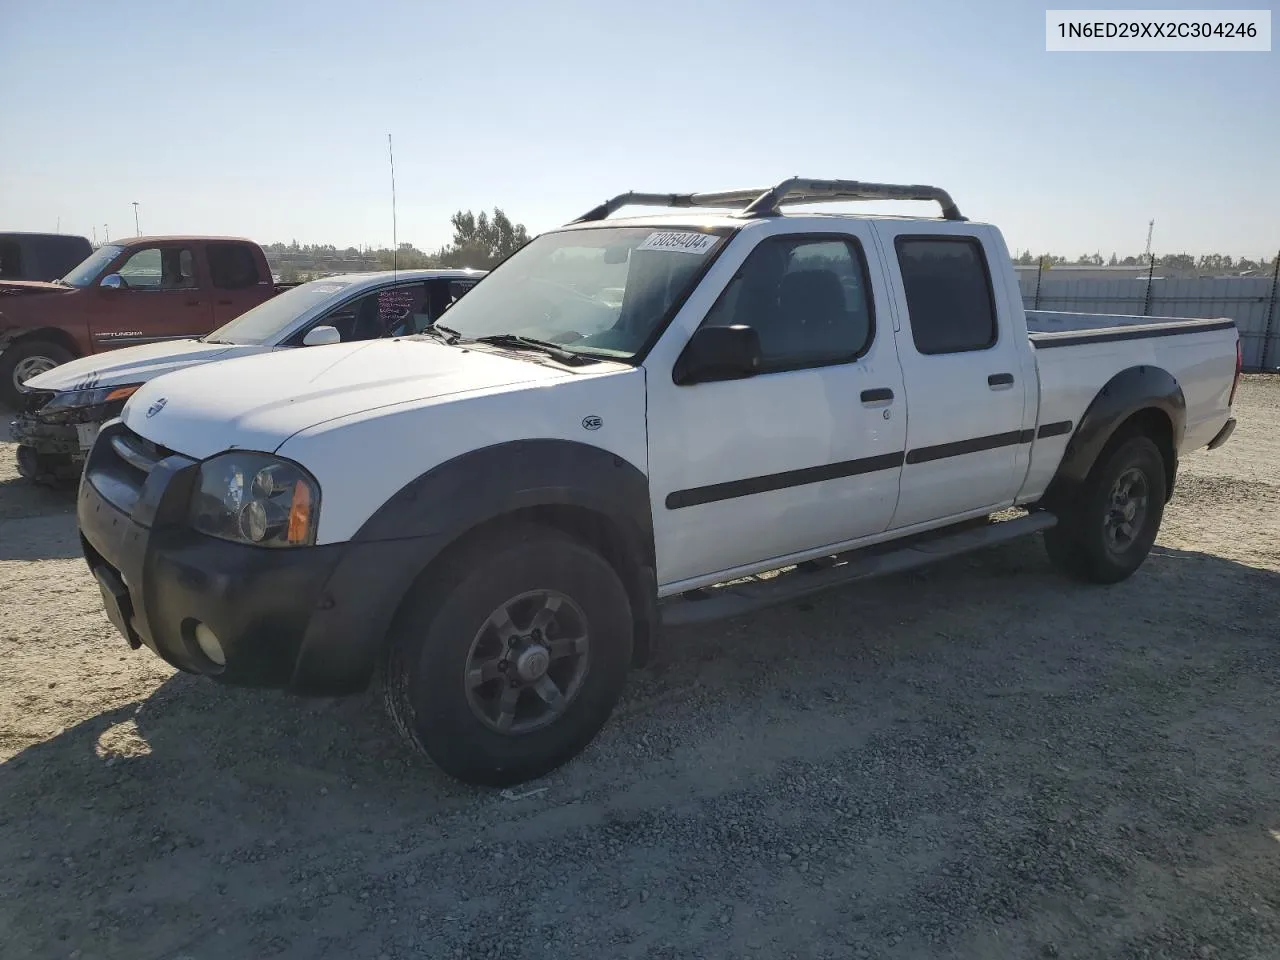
[636,231,718,255]
[378,287,419,324]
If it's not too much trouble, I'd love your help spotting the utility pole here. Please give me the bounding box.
[104,224,110,242]
[1143,219,1155,261]
[132,202,141,237]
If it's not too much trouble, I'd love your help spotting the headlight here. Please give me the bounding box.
[189,452,320,547]
[39,383,143,422]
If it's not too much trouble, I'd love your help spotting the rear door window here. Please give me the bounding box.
[0,240,23,279]
[208,243,262,289]
[895,237,997,354]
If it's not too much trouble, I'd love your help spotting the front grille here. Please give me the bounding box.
[108,427,173,477]
[87,425,183,516]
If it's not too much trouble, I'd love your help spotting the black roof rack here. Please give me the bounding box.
[571,177,965,224]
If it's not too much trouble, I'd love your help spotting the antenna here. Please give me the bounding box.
[132,201,141,237]
[388,133,398,281]
[1143,219,1155,261]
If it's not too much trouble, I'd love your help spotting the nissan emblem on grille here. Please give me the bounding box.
[146,397,167,418]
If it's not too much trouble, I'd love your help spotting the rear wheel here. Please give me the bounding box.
[381,523,634,786]
[1044,434,1167,584]
[0,340,73,408]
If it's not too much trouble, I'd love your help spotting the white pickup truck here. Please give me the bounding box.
[77,178,1241,786]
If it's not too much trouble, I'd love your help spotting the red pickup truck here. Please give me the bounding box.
[0,236,290,406]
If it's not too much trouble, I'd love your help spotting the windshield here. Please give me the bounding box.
[433,226,730,359]
[204,277,361,345]
[61,245,123,287]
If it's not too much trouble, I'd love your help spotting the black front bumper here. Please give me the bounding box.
[13,413,81,453]
[14,393,131,476]
[77,422,429,695]
[12,414,85,481]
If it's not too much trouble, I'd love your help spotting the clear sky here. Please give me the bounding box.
[2,0,1276,258]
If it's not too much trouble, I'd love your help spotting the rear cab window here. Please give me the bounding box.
[0,239,23,279]
[895,237,997,354]
[208,243,263,289]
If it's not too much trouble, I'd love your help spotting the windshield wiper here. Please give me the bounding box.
[472,334,599,365]
[425,322,463,344]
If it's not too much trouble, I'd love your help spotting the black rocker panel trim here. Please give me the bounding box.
[1037,420,1073,439]
[904,429,1034,465]
[666,420,1081,509]
[666,452,905,509]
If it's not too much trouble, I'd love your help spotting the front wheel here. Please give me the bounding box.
[0,340,74,408]
[381,523,634,786]
[1044,434,1168,584]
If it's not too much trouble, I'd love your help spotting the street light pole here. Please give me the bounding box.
[132,202,140,237]
[104,224,109,242]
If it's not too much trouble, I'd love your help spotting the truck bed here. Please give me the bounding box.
[1019,309,1238,504]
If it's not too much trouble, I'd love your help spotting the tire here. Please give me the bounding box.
[0,340,74,408]
[1044,434,1167,584]
[381,522,634,786]
[15,445,77,484]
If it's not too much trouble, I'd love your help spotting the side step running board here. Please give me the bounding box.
[659,512,1058,627]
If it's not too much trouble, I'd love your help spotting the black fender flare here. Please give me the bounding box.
[1041,365,1185,508]
[290,439,656,693]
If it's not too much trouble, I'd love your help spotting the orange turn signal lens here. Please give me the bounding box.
[105,385,142,402]
[286,479,313,545]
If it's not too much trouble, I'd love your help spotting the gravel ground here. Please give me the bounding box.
[2,377,1278,960]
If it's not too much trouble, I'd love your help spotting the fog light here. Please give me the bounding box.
[193,622,226,667]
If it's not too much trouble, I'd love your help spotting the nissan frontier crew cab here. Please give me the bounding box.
[77,178,1241,787]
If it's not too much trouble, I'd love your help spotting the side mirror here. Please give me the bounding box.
[100,274,123,290]
[302,325,341,347]
[673,324,762,385]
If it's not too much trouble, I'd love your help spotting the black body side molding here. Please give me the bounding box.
[293,440,657,689]
[1040,365,1185,509]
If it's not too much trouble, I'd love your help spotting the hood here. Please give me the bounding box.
[24,339,247,392]
[121,338,580,459]
[0,280,69,297]
[0,281,77,335]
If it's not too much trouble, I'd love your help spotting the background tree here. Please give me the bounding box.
[1159,253,1196,272]
[436,208,531,268]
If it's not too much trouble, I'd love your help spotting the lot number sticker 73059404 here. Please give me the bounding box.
[636,232,718,255]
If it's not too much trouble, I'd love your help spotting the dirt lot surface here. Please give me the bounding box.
[2,378,1278,960]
